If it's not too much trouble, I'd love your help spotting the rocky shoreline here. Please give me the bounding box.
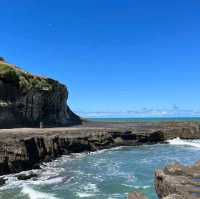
[1,62,200,198]
[0,121,199,176]
[0,121,200,198]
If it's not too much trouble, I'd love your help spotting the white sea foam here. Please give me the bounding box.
[133,185,150,189]
[167,138,200,148]
[76,192,96,198]
[76,183,99,198]
[32,176,66,186]
[0,176,22,190]
[121,183,133,188]
[83,183,98,192]
[21,185,59,199]
[89,146,124,155]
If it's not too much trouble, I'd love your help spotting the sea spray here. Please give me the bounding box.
[21,185,59,199]
[167,138,200,148]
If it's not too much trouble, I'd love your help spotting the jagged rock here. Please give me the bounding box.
[0,178,6,186]
[16,172,38,180]
[162,194,186,199]
[128,192,148,199]
[155,161,200,199]
[0,62,81,128]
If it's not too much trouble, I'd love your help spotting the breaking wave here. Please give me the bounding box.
[21,185,59,199]
[167,138,200,148]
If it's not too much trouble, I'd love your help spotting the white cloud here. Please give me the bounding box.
[76,106,200,118]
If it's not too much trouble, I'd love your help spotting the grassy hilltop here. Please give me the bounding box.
[0,62,55,91]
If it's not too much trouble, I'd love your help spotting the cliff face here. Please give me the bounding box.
[0,62,81,127]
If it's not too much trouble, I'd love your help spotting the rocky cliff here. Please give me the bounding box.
[0,62,81,127]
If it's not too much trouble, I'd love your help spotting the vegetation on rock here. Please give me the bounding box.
[0,63,52,91]
[0,63,19,84]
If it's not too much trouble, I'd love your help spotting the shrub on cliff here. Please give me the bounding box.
[19,74,52,91]
[0,63,53,91]
[0,63,19,84]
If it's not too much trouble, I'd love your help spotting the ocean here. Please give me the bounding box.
[87,117,200,123]
[1,118,200,199]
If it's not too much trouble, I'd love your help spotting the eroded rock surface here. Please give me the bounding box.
[155,161,200,199]
[0,178,6,186]
[162,195,186,199]
[16,172,38,180]
[128,192,148,199]
[0,122,199,176]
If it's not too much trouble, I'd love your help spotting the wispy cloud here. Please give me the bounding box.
[76,106,200,118]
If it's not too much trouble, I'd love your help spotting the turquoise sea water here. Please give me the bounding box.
[1,139,200,199]
[87,117,200,123]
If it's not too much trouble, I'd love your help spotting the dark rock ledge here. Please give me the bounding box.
[0,121,199,176]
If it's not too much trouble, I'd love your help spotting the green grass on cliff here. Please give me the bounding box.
[0,63,19,84]
[0,63,52,91]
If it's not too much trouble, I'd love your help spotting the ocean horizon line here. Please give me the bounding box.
[85,117,200,123]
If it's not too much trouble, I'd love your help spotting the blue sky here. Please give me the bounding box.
[1,0,200,117]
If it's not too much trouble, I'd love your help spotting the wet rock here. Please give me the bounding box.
[16,172,38,180]
[128,192,148,199]
[162,194,186,199]
[155,161,200,199]
[0,178,6,186]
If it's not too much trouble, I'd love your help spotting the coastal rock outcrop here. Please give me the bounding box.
[0,61,81,128]
[16,172,38,180]
[128,192,148,199]
[0,178,6,186]
[0,122,199,176]
[155,161,200,199]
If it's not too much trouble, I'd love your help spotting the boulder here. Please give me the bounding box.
[162,194,186,199]
[128,192,148,199]
[0,178,6,186]
[16,172,38,180]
